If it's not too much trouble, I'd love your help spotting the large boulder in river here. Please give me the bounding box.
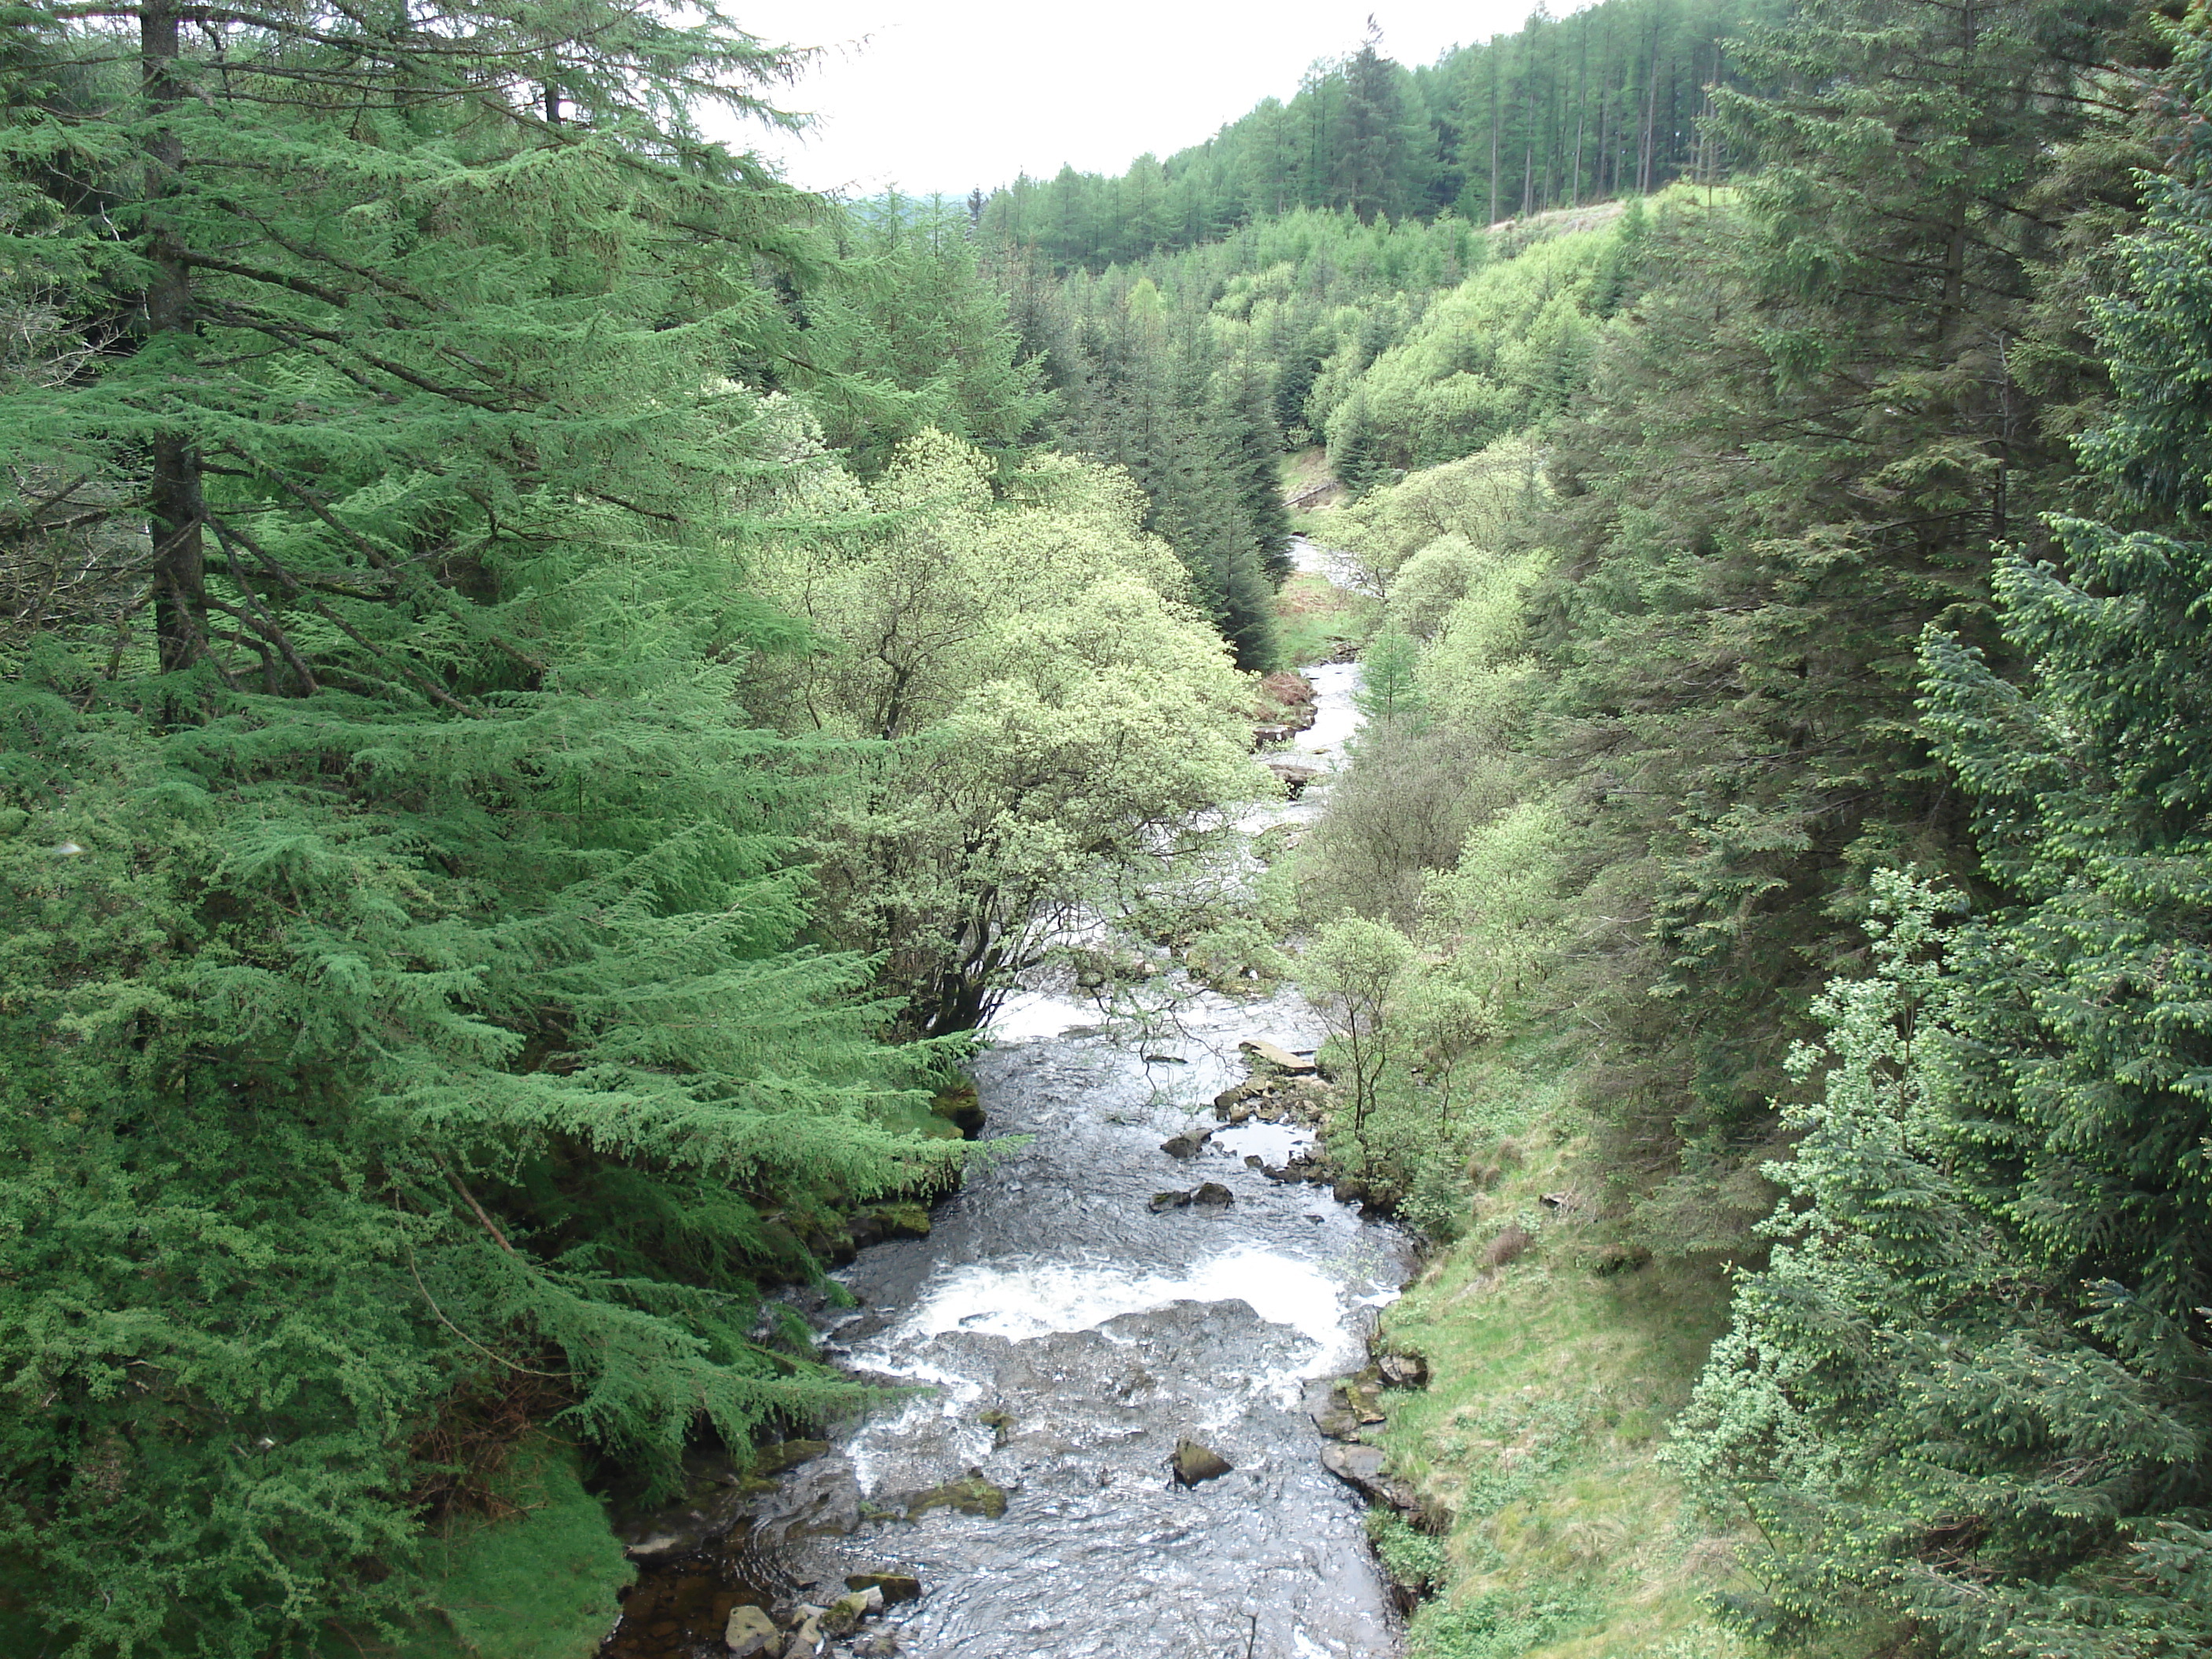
[1170,1437,1234,1486]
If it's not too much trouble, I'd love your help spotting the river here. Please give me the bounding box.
[606,644,1408,1658]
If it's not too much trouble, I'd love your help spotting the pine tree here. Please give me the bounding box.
[0,2,960,1648]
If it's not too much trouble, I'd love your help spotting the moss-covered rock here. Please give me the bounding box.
[896,1471,1008,1520]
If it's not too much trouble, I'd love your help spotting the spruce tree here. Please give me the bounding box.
[1675,15,2212,1649]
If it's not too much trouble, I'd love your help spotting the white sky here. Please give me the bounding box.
[721,2,1549,198]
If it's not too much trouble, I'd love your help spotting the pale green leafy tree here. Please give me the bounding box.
[752,431,1265,1031]
[1302,914,1419,1133]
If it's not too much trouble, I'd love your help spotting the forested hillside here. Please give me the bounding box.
[0,4,1254,1650]
[977,0,2212,1654]
[980,0,1782,266]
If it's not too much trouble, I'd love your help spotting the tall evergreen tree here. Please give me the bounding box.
[0,2,959,1648]
[1674,15,2212,1650]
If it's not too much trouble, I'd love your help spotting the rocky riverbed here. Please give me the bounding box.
[599,662,1413,1659]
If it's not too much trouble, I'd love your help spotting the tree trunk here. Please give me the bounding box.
[1487,58,1501,225]
[141,0,206,672]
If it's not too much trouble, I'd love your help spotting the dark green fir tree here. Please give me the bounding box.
[0,2,960,1650]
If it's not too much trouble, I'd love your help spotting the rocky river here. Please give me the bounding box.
[603,648,1412,1659]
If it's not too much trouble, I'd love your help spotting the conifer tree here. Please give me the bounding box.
[1675,15,2212,1648]
[0,2,961,1648]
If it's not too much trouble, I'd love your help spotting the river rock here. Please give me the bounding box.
[1160,1129,1211,1158]
[782,1611,824,1657]
[1310,1393,1361,1441]
[845,1573,922,1604]
[1148,1183,1232,1212]
[1350,1377,1387,1423]
[1170,1437,1234,1485]
[849,1635,899,1658]
[895,1470,1007,1519]
[723,1605,780,1656]
[1265,759,1321,797]
[1379,1351,1430,1388]
[1212,1079,1273,1115]
[1239,1038,1318,1075]
[822,1586,881,1635]
[753,1439,832,1478]
[1321,1441,1421,1512]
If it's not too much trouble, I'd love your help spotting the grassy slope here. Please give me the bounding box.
[1374,1084,1751,1659]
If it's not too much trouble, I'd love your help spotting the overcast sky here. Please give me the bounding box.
[721,2,1551,199]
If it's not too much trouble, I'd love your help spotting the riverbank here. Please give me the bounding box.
[1313,1049,1747,1659]
[1263,522,1753,1659]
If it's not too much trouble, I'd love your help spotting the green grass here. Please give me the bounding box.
[1370,1108,1757,1659]
[1273,569,1377,668]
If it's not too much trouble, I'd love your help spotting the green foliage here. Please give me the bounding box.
[1411,1587,1590,1659]
[1353,622,1423,728]
[408,1441,632,1659]
[1301,913,1416,1133]
[1668,873,2210,1655]
[0,4,969,1652]
[797,194,1050,474]
[748,429,1264,1032]
[1368,1507,1450,1598]
[1327,220,1628,477]
[1001,259,1289,665]
[1668,16,2212,1643]
[979,0,1782,270]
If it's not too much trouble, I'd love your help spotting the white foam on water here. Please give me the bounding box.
[984,989,1099,1042]
[896,1247,1353,1354]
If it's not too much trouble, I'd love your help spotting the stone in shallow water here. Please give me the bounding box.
[822,1586,881,1635]
[895,1470,1008,1519]
[1170,1437,1234,1486]
[845,1572,921,1604]
[722,1604,778,1656]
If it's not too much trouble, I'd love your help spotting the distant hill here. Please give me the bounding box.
[980,0,1783,270]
